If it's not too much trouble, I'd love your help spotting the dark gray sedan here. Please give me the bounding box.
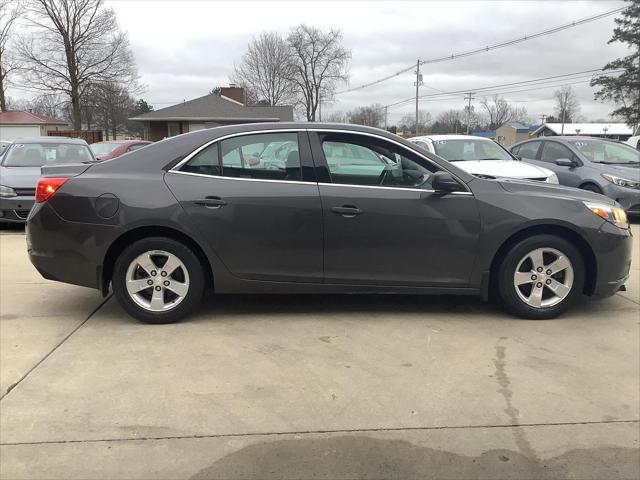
[0,137,95,223]
[26,123,632,323]
[510,136,640,215]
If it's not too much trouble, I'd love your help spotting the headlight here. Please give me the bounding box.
[583,201,629,229]
[602,174,640,190]
[0,185,17,198]
[546,173,559,184]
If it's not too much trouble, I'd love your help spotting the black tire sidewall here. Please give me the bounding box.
[112,237,205,324]
[498,234,585,320]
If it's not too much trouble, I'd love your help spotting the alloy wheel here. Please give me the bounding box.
[514,247,574,308]
[125,250,190,312]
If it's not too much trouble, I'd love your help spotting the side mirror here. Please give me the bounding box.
[555,158,575,167]
[431,171,464,192]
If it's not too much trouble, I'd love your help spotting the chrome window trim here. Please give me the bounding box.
[318,182,473,195]
[170,127,472,194]
[166,169,314,187]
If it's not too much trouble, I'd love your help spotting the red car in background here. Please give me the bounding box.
[90,140,151,160]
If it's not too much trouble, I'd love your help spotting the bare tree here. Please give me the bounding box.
[432,109,464,133]
[400,110,431,135]
[89,82,135,139]
[480,95,513,130]
[554,85,581,126]
[347,104,384,127]
[231,32,297,106]
[5,93,66,118]
[0,0,23,111]
[323,110,347,123]
[18,0,137,129]
[286,25,350,121]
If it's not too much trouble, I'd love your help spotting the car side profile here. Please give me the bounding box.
[26,123,632,324]
[510,136,640,215]
[409,134,558,183]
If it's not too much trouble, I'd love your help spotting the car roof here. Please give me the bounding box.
[9,137,89,145]
[409,135,491,142]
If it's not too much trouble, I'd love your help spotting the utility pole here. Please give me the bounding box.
[414,59,423,136]
[384,105,388,130]
[464,92,475,135]
[539,114,547,125]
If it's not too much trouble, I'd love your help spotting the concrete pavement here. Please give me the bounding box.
[0,224,638,479]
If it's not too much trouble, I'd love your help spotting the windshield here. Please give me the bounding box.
[2,142,94,167]
[90,142,121,156]
[432,138,512,162]
[568,139,640,165]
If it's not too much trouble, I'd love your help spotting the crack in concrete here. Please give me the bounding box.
[2,420,637,447]
[0,294,113,401]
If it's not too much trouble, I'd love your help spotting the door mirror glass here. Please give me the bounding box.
[431,171,464,192]
[555,158,575,167]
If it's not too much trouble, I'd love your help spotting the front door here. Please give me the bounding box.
[310,131,481,286]
[165,131,323,283]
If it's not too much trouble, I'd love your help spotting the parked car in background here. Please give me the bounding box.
[510,136,640,215]
[0,140,10,158]
[409,135,559,183]
[0,137,95,223]
[626,136,639,150]
[26,123,631,324]
[90,140,151,160]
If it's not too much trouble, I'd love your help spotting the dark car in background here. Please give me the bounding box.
[0,137,95,223]
[90,140,151,161]
[510,136,640,215]
[26,123,632,324]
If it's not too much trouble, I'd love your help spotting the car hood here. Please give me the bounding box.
[0,166,41,188]
[498,177,615,205]
[451,160,552,179]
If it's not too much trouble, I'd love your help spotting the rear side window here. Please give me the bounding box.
[540,142,574,163]
[517,141,541,159]
[181,144,221,177]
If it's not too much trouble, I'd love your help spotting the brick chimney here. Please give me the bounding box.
[220,84,245,105]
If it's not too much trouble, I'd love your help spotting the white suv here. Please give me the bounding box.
[409,135,558,183]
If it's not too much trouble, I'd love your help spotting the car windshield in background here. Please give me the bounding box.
[433,139,512,162]
[569,139,640,165]
[90,142,121,156]
[2,143,94,167]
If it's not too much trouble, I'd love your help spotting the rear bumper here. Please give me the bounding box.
[590,221,633,299]
[0,196,34,223]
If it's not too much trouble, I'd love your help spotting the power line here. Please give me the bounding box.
[334,7,624,95]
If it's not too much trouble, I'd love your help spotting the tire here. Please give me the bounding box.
[580,183,603,195]
[112,237,205,324]
[497,234,585,320]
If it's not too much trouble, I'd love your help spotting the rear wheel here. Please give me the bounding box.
[497,235,585,319]
[112,237,205,323]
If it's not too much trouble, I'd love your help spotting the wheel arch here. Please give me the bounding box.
[101,225,214,295]
[488,224,597,299]
[578,181,603,192]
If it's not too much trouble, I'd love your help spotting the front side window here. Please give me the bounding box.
[540,142,575,163]
[319,133,438,189]
[431,138,512,162]
[2,142,94,167]
[517,141,541,160]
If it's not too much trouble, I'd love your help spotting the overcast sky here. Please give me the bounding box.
[12,0,630,125]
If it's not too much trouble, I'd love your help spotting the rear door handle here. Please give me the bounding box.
[195,196,227,208]
[331,205,363,217]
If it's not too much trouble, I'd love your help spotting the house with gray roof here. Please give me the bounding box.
[130,86,294,141]
[495,122,538,147]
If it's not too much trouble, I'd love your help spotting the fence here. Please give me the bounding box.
[47,130,103,144]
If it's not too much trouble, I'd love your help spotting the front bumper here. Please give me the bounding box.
[601,183,640,214]
[0,196,35,223]
[590,221,634,299]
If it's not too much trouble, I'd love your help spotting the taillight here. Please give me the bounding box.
[35,177,68,203]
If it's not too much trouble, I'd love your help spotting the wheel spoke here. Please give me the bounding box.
[166,281,188,297]
[528,286,544,308]
[528,249,544,271]
[126,278,151,295]
[162,254,181,276]
[515,271,534,286]
[149,288,165,310]
[136,253,157,276]
[547,255,571,274]
[547,278,571,299]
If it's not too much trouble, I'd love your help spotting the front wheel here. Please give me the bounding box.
[497,235,585,319]
[112,237,205,324]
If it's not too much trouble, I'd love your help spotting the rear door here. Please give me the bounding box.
[310,131,481,287]
[165,131,323,282]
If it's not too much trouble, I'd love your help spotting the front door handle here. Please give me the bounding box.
[195,196,227,208]
[331,205,362,218]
